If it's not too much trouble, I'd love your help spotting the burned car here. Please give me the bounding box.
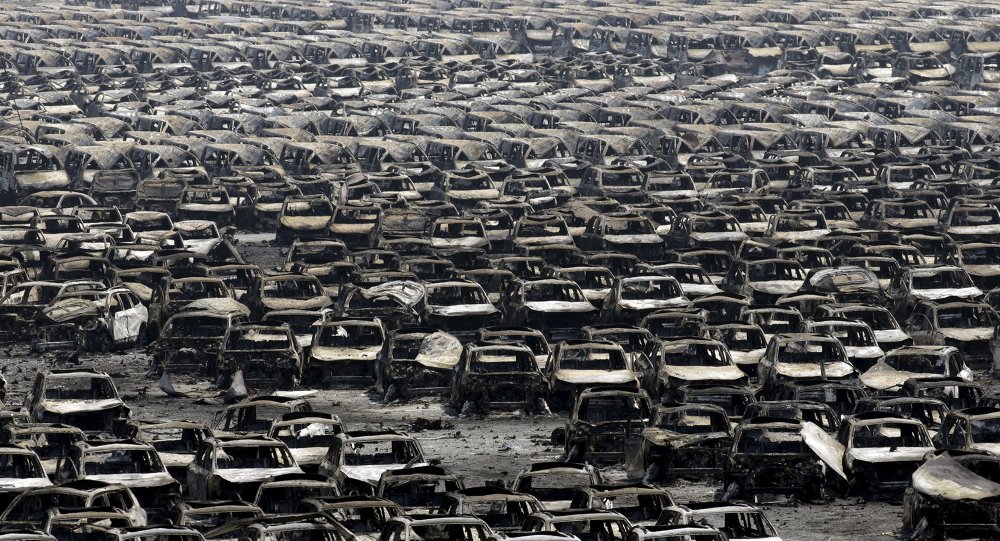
[837,412,936,498]
[904,300,999,370]
[317,430,426,495]
[860,345,973,394]
[376,465,465,514]
[24,369,130,436]
[276,195,336,245]
[253,473,341,516]
[379,328,462,401]
[150,302,248,377]
[0,422,84,478]
[571,483,674,526]
[561,387,652,464]
[245,273,331,320]
[502,278,599,340]
[603,276,689,325]
[1,480,146,530]
[267,412,345,474]
[307,318,385,385]
[32,287,148,353]
[54,439,181,522]
[799,318,884,372]
[0,444,51,512]
[213,395,314,436]
[217,324,303,389]
[440,489,541,532]
[637,336,748,400]
[451,341,548,415]
[186,436,303,501]
[903,451,1000,540]
[889,265,983,318]
[512,461,604,511]
[126,420,212,484]
[758,333,857,399]
[630,403,733,483]
[548,340,639,410]
[148,275,234,336]
[723,418,832,504]
[424,279,501,341]
[656,502,781,541]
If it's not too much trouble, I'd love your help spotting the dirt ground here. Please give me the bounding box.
[0,235,913,541]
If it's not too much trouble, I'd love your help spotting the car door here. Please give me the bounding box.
[109,292,133,343]
[54,452,80,483]
[187,442,213,500]
[632,348,656,396]
[907,307,934,345]
[122,291,148,339]
[947,351,974,381]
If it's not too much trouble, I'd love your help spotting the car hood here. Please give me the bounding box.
[429,304,499,317]
[516,235,574,246]
[661,364,747,382]
[341,463,426,486]
[964,264,1000,277]
[158,451,195,468]
[525,301,596,313]
[847,447,933,464]
[289,447,328,464]
[912,452,1000,500]
[844,345,885,359]
[311,345,380,362]
[41,298,100,323]
[731,349,765,365]
[39,398,126,415]
[690,231,748,242]
[553,369,637,385]
[680,283,723,297]
[87,472,176,488]
[281,216,330,229]
[874,329,910,344]
[773,229,830,240]
[430,237,489,248]
[860,364,940,392]
[774,361,855,379]
[215,466,304,484]
[911,286,983,301]
[603,234,663,245]
[939,327,994,341]
[448,189,500,199]
[0,477,53,491]
[413,331,463,370]
[618,298,688,310]
[748,280,803,295]
[261,297,332,311]
[948,224,1000,235]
